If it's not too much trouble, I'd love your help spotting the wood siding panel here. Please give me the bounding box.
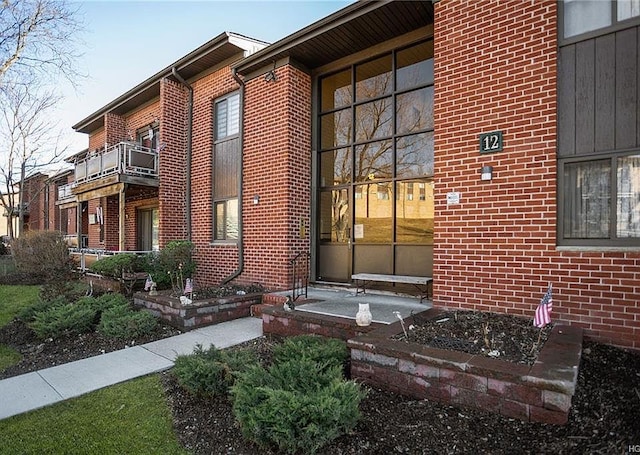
[616,28,638,149]
[575,40,595,154]
[214,137,239,199]
[595,34,615,152]
[558,46,576,157]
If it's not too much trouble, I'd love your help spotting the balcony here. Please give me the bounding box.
[73,142,158,187]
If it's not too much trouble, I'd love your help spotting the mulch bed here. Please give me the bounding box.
[1,313,639,453]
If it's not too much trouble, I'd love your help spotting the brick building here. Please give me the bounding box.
[60,1,638,349]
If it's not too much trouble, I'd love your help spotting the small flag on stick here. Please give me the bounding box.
[184,278,193,295]
[534,284,553,328]
[144,274,152,291]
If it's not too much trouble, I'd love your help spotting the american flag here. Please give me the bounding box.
[144,275,152,291]
[184,278,193,294]
[534,285,553,328]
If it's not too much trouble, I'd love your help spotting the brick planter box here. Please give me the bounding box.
[261,306,382,341]
[134,291,263,330]
[347,309,583,425]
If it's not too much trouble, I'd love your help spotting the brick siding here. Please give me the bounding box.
[433,0,639,350]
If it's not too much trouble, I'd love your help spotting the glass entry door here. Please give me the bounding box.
[315,39,435,284]
[317,189,351,282]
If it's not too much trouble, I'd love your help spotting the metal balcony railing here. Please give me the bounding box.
[74,142,158,185]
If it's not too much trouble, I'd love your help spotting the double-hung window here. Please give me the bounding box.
[213,92,240,241]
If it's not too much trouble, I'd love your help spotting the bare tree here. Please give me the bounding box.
[0,79,67,236]
[0,0,82,85]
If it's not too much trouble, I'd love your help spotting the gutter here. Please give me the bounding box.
[221,68,246,284]
[171,67,193,241]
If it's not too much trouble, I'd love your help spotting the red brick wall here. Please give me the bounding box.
[86,198,102,249]
[433,0,639,349]
[159,77,188,244]
[238,65,312,289]
[88,128,105,151]
[105,113,126,147]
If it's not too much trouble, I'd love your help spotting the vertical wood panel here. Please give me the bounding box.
[595,34,616,152]
[615,28,638,149]
[576,40,595,154]
[558,46,576,157]
[637,27,640,146]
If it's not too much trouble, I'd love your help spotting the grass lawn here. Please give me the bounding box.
[0,285,40,327]
[0,374,188,454]
[0,285,40,371]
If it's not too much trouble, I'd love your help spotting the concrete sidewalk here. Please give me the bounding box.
[0,317,263,421]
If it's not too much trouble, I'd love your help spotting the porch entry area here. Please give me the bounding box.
[314,38,434,292]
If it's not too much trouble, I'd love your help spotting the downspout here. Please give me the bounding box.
[221,68,245,284]
[171,67,193,241]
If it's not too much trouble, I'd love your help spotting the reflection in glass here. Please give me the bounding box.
[320,148,351,187]
[320,109,352,150]
[321,69,352,112]
[396,180,433,244]
[397,87,433,134]
[563,160,610,238]
[355,98,393,142]
[354,183,392,243]
[356,54,392,101]
[396,133,434,179]
[354,140,393,182]
[617,155,640,237]
[319,189,350,242]
[397,40,433,90]
[215,199,238,240]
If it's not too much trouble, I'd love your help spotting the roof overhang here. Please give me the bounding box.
[73,32,268,134]
[234,0,434,77]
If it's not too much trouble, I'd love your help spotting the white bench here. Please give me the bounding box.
[351,273,433,302]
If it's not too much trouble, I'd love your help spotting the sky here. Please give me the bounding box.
[58,0,352,155]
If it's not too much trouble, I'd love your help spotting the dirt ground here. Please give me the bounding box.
[1,315,639,454]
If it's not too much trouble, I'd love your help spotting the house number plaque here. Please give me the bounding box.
[479,131,503,153]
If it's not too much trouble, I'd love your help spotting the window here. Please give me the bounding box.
[213,92,240,241]
[137,126,159,151]
[562,0,640,39]
[560,153,640,245]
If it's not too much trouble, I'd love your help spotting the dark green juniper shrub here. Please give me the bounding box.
[173,344,258,397]
[272,334,349,369]
[97,305,157,339]
[231,358,365,454]
[29,301,98,339]
[17,295,69,323]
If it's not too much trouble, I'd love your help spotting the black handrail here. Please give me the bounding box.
[290,251,310,301]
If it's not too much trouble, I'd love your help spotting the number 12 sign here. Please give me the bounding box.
[479,131,503,154]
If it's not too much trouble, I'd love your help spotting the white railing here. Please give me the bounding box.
[74,142,158,185]
[69,248,155,272]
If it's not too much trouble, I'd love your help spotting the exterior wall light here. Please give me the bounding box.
[481,165,493,181]
[253,195,260,204]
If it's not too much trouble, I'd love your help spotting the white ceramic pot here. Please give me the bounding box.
[356,303,372,326]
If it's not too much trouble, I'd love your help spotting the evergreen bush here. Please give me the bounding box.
[29,302,98,339]
[97,305,157,339]
[173,344,257,397]
[141,240,195,290]
[231,358,365,454]
[272,335,349,370]
[89,254,143,280]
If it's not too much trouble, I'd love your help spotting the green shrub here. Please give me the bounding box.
[142,240,195,290]
[272,335,349,370]
[89,254,143,279]
[29,302,98,339]
[17,295,69,323]
[39,280,90,304]
[83,293,130,313]
[173,344,258,397]
[231,359,365,454]
[97,305,157,339]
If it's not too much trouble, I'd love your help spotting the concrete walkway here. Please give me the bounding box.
[0,317,263,421]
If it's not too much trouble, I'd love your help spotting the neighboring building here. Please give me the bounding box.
[59,0,638,350]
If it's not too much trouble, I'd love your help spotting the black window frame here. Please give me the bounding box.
[212,91,240,243]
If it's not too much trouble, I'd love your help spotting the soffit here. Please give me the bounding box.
[235,1,434,77]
